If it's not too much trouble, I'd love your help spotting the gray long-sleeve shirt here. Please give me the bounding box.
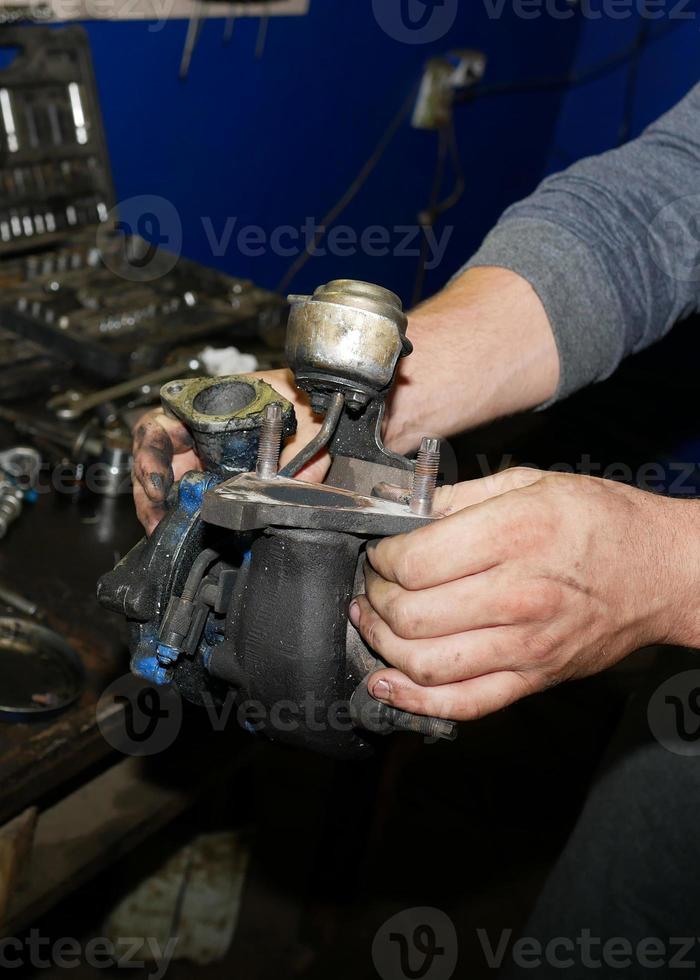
[464,82,700,403]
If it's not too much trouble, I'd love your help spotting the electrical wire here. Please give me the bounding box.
[275,84,419,295]
[457,14,696,104]
[277,13,697,294]
[413,119,465,306]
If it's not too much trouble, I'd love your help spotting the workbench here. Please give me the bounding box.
[0,466,139,823]
[0,423,226,935]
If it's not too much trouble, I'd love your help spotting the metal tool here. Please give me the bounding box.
[99,279,456,759]
[0,409,131,498]
[0,617,85,719]
[0,446,40,540]
[179,1,205,80]
[255,14,269,58]
[222,14,235,42]
[0,581,41,618]
[47,358,202,421]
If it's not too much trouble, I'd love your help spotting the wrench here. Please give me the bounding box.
[47,358,201,421]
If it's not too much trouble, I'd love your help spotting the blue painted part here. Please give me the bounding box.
[0,470,37,504]
[131,626,173,685]
[156,642,179,665]
[177,471,221,518]
[132,652,173,686]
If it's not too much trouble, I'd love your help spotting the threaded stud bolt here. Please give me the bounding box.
[409,436,441,517]
[256,403,283,479]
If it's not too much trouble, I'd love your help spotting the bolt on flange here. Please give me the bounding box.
[410,437,441,517]
[256,403,283,479]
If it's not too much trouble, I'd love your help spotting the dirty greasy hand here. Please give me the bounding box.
[350,468,700,721]
[132,368,328,535]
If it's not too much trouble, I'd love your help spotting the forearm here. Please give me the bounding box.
[385,266,560,454]
[385,82,700,453]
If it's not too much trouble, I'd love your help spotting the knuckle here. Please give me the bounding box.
[386,594,419,639]
[456,697,483,722]
[403,651,436,687]
[393,541,423,590]
[506,582,561,623]
[503,509,547,551]
[506,466,538,487]
[535,580,563,619]
[521,628,558,666]
[366,622,382,654]
[362,611,383,653]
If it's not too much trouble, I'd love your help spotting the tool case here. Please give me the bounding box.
[0,25,284,393]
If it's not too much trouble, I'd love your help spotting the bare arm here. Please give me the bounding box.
[385,266,560,454]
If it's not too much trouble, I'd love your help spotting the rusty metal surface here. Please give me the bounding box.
[0,423,143,822]
[201,471,432,535]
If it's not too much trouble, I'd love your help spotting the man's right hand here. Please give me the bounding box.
[132,368,328,535]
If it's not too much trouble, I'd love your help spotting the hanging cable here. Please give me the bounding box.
[277,14,696,294]
[413,119,465,306]
[275,84,419,295]
[457,14,696,105]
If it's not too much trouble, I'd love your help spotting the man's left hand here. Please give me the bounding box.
[350,468,700,721]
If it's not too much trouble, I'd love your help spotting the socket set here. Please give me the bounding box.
[1,227,286,379]
[0,26,285,385]
[0,26,113,258]
[0,325,67,401]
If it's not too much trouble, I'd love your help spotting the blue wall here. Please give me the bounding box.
[80,3,699,307]
[81,3,582,304]
[548,8,700,170]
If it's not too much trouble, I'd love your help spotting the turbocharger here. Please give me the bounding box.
[98,280,457,758]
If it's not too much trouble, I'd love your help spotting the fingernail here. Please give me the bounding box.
[371,679,392,702]
[349,600,360,626]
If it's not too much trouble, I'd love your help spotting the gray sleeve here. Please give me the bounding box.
[463,82,700,402]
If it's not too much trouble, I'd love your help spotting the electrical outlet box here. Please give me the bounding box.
[412,49,487,131]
